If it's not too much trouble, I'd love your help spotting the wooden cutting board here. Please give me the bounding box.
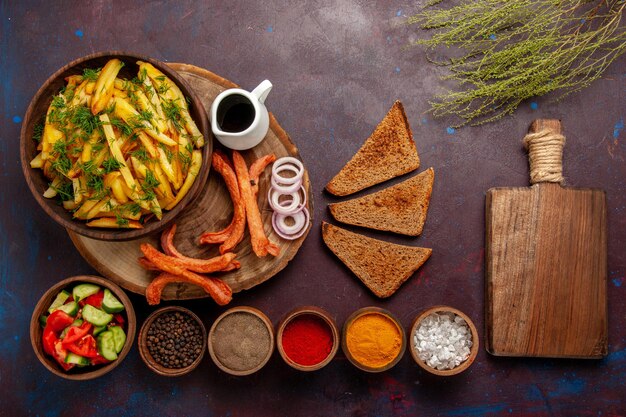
[67,64,312,300]
[485,119,607,358]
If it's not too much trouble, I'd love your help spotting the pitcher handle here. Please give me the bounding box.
[251,80,273,104]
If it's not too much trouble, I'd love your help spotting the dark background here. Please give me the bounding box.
[1,1,624,416]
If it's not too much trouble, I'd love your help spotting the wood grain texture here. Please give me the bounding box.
[485,120,608,358]
[67,64,312,300]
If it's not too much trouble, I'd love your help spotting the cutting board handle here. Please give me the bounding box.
[524,119,566,185]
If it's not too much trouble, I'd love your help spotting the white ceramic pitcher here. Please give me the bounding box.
[210,80,273,150]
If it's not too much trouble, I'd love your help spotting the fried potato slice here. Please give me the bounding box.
[86,217,143,229]
[164,150,201,210]
[91,58,123,115]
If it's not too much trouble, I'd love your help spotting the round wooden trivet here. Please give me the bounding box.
[68,63,313,300]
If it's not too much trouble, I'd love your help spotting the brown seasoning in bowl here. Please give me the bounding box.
[211,312,271,372]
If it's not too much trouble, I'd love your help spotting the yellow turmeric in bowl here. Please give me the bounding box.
[345,312,402,369]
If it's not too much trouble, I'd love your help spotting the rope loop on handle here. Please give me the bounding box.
[523,130,566,185]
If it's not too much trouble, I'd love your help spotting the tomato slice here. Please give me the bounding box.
[80,291,104,309]
[113,313,125,327]
[46,310,75,332]
[53,340,74,371]
[66,334,99,358]
[90,354,111,366]
[42,327,58,356]
[61,322,92,347]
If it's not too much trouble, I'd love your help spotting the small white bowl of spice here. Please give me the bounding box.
[408,306,479,376]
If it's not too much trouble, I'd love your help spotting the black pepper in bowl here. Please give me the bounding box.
[139,307,207,376]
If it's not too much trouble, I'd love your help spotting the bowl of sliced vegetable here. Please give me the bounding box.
[30,275,136,380]
[20,51,212,241]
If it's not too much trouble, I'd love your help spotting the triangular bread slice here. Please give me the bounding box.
[328,168,434,236]
[322,222,432,298]
[325,101,420,196]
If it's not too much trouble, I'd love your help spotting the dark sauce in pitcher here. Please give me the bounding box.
[216,94,256,133]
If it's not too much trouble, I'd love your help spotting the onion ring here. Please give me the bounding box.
[272,163,303,185]
[270,175,302,194]
[268,188,301,214]
[272,157,303,181]
[271,208,309,240]
[268,185,307,215]
[274,209,306,234]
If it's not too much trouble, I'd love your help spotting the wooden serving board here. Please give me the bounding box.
[485,119,607,358]
[68,64,313,300]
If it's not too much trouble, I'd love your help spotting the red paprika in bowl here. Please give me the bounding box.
[277,306,339,371]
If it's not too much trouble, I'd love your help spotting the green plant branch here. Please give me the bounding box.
[409,0,626,126]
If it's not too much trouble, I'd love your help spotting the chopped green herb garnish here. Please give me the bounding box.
[126,202,142,216]
[32,122,44,143]
[138,109,153,123]
[92,142,105,153]
[107,117,133,137]
[142,82,155,99]
[178,151,191,171]
[159,143,174,163]
[82,68,101,82]
[51,95,66,109]
[105,199,115,211]
[51,180,74,202]
[115,212,129,227]
[131,148,150,162]
[140,170,160,201]
[102,157,123,173]
[71,105,101,135]
[86,173,108,201]
[63,86,76,103]
[161,99,184,131]
[155,76,169,95]
[80,160,97,175]
[51,140,73,175]
[144,170,160,189]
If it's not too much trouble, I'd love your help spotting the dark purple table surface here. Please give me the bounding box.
[1,1,625,416]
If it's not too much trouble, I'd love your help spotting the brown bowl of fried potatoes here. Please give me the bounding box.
[20,51,212,241]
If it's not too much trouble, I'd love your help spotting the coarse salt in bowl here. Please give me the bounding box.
[408,306,479,376]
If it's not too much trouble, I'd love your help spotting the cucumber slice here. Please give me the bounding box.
[54,301,79,317]
[39,315,48,328]
[109,326,126,354]
[65,352,90,366]
[60,318,84,338]
[97,331,118,361]
[47,290,70,313]
[93,325,107,336]
[82,305,113,327]
[72,283,100,302]
[102,289,125,314]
